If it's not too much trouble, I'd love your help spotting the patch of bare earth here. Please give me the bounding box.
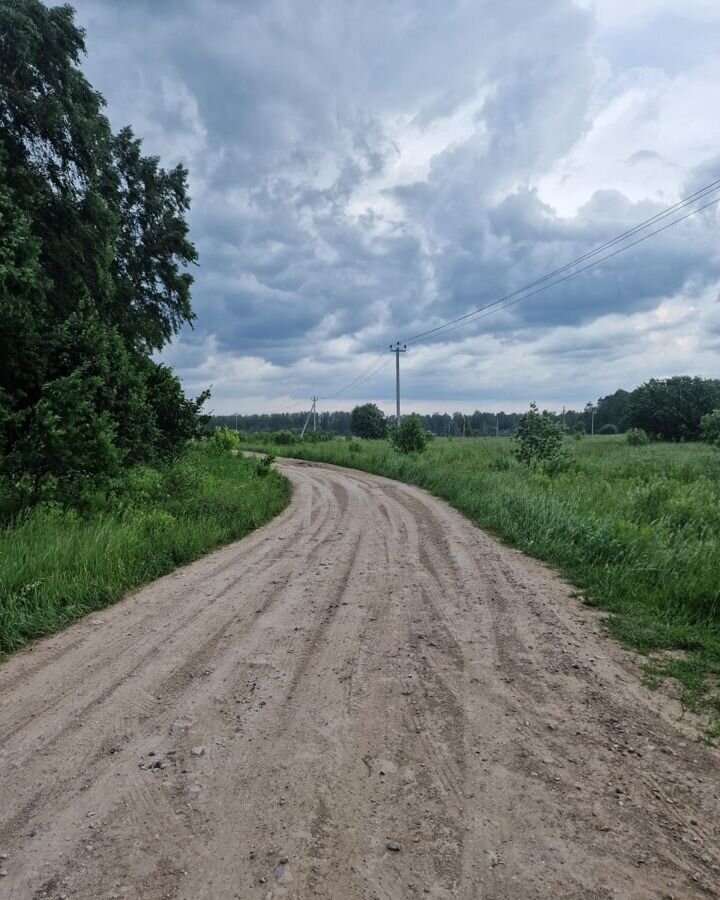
[0,459,718,899]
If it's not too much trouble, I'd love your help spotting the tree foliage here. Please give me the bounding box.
[389,414,429,454]
[628,377,720,442]
[595,389,631,433]
[513,403,569,471]
[350,403,387,439]
[700,410,720,449]
[0,0,207,509]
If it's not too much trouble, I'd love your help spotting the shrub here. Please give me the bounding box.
[513,403,569,472]
[208,426,240,454]
[626,427,649,447]
[272,430,295,446]
[700,409,720,448]
[255,453,276,477]
[598,423,618,435]
[390,414,429,454]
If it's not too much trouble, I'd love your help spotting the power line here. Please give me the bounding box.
[412,194,720,343]
[319,348,392,400]
[243,176,720,413]
[404,177,720,345]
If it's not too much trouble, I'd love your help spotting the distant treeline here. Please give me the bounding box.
[209,380,720,440]
[209,403,600,437]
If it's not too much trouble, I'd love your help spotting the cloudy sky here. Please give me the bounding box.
[63,0,720,414]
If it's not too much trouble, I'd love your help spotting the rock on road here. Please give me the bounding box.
[0,459,718,900]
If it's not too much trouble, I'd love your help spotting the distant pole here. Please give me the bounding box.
[312,395,317,433]
[300,397,317,438]
[235,414,238,432]
[591,406,596,436]
[496,413,499,438]
[390,342,407,426]
[562,406,566,430]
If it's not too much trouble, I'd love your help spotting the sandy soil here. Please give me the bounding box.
[0,459,718,900]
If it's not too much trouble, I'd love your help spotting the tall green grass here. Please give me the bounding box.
[248,435,720,725]
[0,449,290,654]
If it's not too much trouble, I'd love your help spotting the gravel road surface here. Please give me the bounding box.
[1,459,718,899]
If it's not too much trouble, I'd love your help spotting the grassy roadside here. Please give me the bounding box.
[0,448,291,655]
[249,435,720,733]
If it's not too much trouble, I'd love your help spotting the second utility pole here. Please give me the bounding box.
[391,342,407,426]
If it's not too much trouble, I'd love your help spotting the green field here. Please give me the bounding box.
[249,434,720,730]
[0,449,290,655]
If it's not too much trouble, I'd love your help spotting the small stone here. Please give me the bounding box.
[387,840,401,852]
[191,745,206,757]
[0,870,7,877]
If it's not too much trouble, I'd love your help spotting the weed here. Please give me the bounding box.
[0,448,290,654]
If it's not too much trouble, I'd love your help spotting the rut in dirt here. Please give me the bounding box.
[0,458,718,900]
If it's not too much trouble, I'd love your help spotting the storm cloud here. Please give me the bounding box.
[58,0,720,413]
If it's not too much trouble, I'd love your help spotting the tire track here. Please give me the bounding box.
[1,459,718,900]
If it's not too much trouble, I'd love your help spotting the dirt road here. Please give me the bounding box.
[1,460,718,900]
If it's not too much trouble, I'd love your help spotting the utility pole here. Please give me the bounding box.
[591,406,596,436]
[496,413,499,438]
[300,396,318,438]
[562,406,566,430]
[390,342,406,426]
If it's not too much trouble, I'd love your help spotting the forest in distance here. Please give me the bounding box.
[209,377,719,438]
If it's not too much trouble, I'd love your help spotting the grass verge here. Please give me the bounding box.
[0,448,290,654]
[248,435,720,734]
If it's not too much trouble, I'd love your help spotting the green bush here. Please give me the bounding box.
[390,414,429,454]
[513,403,570,473]
[598,423,618,435]
[626,427,650,446]
[208,426,240,454]
[272,430,296,446]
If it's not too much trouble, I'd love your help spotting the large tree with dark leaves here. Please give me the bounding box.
[0,0,208,507]
[628,376,720,441]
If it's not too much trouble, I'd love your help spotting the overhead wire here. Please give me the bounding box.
[411,194,720,344]
[404,177,720,345]
[260,176,720,409]
[318,348,392,400]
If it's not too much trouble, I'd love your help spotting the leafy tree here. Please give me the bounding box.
[626,428,649,446]
[628,376,720,441]
[389,414,428,454]
[513,403,569,471]
[700,410,720,449]
[595,389,631,433]
[597,423,618,435]
[351,403,387,439]
[0,0,207,508]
